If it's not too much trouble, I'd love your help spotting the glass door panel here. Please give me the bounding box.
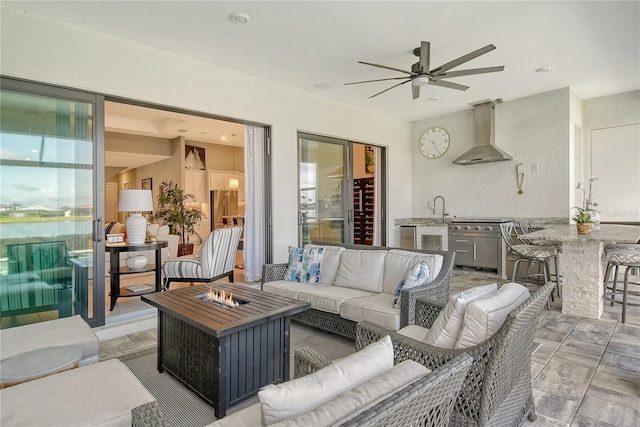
[0,84,102,328]
[298,135,349,245]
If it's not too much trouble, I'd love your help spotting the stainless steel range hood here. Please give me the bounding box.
[453,101,513,165]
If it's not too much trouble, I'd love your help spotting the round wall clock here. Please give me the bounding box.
[419,127,450,159]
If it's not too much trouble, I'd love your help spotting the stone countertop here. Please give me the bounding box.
[395,217,568,227]
[521,224,640,243]
[395,218,449,226]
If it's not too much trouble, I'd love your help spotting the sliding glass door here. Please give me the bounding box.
[0,78,105,328]
[298,134,350,245]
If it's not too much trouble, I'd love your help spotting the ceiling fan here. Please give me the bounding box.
[345,41,505,99]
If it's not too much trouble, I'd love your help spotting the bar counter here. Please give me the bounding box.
[521,224,640,319]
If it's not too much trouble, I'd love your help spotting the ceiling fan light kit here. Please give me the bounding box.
[346,41,505,99]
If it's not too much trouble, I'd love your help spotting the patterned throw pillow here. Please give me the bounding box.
[285,247,325,283]
[393,261,430,308]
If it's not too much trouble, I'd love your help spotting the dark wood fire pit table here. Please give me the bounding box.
[141,283,310,418]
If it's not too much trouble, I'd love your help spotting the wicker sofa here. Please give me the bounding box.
[208,337,472,427]
[355,281,555,427]
[261,242,455,339]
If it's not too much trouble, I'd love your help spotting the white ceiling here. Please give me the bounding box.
[5,1,639,122]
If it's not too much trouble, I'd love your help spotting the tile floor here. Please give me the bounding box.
[98,267,640,426]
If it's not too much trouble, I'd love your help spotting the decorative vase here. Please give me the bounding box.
[126,255,148,269]
[576,223,592,235]
[178,243,194,257]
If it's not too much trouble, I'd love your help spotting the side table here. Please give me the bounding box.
[0,345,82,389]
[106,241,167,311]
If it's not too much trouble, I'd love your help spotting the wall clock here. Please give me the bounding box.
[419,127,450,159]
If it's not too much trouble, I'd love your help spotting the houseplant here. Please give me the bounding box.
[152,180,203,256]
[572,207,593,235]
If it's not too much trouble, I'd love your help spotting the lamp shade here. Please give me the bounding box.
[118,190,153,212]
[228,178,240,189]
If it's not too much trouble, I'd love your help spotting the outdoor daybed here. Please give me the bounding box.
[261,242,455,338]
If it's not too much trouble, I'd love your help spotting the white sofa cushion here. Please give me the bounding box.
[382,250,443,294]
[275,360,430,427]
[305,244,345,285]
[423,283,498,349]
[262,280,303,301]
[339,293,401,331]
[0,315,99,366]
[0,359,154,427]
[334,249,387,292]
[294,285,374,314]
[258,335,394,426]
[397,324,431,342]
[455,282,530,349]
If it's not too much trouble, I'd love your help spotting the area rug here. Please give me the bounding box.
[119,349,258,427]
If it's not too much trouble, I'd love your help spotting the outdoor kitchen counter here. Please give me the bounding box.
[521,224,640,319]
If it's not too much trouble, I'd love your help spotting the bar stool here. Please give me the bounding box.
[603,243,640,324]
[500,222,561,309]
[517,219,563,296]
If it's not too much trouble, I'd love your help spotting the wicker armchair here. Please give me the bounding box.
[261,242,455,339]
[356,281,555,427]
[294,347,473,427]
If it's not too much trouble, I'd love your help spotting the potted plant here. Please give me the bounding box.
[572,207,593,235]
[152,180,203,256]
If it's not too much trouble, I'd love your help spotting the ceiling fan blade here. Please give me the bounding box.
[369,79,412,99]
[358,61,415,76]
[428,79,470,91]
[344,76,411,86]
[419,41,430,74]
[412,85,420,100]
[430,44,497,75]
[431,66,505,80]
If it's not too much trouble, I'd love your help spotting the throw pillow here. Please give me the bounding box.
[284,246,325,283]
[258,335,393,425]
[393,261,430,308]
[454,282,530,349]
[423,283,498,349]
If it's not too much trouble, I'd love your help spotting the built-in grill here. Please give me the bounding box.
[448,218,513,272]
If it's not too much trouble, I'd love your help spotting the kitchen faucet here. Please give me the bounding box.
[433,195,448,224]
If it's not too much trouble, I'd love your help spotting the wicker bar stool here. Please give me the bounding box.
[603,243,640,324]
[500,222,561,309]
[516,220,563,296]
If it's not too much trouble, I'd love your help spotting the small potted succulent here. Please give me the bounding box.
[572,207,593,235]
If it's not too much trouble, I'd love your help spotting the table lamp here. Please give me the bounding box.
[118,189,153,245]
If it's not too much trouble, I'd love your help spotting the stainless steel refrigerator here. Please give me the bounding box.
[210,190,239,230]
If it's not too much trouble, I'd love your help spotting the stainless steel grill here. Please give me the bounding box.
[448,218,512,272]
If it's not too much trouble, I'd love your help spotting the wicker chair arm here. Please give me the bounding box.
[293,346,331,379]
[260,263,288,289]
[413,297,446,329]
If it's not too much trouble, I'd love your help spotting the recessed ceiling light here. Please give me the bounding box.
[221,136,226,140]
[428,97,440,101]
[229,12,250,24]
[535,66,551,73]
[314,83,332,90]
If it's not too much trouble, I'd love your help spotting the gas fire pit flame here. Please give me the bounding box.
[205,289,239,308]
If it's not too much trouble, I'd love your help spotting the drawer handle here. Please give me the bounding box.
[455,239,468,243]
[455,249,468,253]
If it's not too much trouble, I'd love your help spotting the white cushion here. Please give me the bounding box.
[294,285,374,314]
[0,359,154,427]
[423,283,498,349]
[258,335,393,426]
[383,250,443,294]
[397,324,430,342]
[147,223,160,236]
[455,282,530,349]
[334,250,387,292]
[262,280,303,300]
[156,225,170,236]
[339,293,400,331]
[305,244,345,285]
[275,360,430,427]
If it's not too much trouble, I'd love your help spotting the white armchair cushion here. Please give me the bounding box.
[274,360,430,427]
[334,250,387,292]
[258,335,393,425]
[423,283,498,349]
[454,282,530,349]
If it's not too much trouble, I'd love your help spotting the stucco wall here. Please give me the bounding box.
[1,7,412,261]
[412,89,571,220]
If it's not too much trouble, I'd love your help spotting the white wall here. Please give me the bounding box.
[0,7,412,261]
[412,89,571,220]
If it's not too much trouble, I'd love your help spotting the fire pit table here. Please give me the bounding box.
[141,283,310,418]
